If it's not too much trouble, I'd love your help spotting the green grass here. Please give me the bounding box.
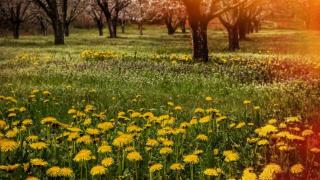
[1,25,320,120]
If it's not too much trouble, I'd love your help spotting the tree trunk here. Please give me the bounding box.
[13,22,20,39]
[53,20,65,45]
[40,22,47,36]
[253,20,260,33]
[165,21,176,35]
[138,22,143,35]
[227,26,240,51]
[112,19,117,37]
[121,20,125,33]
[238,21,247,40]
[190,21,209,62]
[98,24,103,36]
[180,19,186,33]
[65,23,70,37]
[106,18,116,38]
[107,19,117,38]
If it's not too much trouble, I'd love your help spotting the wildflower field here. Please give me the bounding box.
[1,26,320,179]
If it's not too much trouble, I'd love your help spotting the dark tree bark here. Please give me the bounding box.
[96,0,130,38]
[182,0,244,62]
[53,20,65,45]
[65,22,70,36]
[121,19,126,33]
[13,22,21,39]
[1,0,31,39]
[33,0,65,45]
[238,19,248,40]
[164,16,179,35]
[253,19,260,33]
[166,22,176,35]
[37,16,48,36]
[89,5,105,36]
[98,25,104,36]
[189,21,209,62]
[138,23,143,35]
[62,0,85,37]
[227,26,240,51]
[180,18,186,33]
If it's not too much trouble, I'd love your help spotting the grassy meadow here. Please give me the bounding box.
[1,26,320,179]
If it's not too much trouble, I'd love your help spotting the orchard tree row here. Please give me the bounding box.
[0,0,316,62]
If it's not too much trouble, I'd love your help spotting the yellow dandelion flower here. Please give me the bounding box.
[194,108,205,113]
[29,142,47,150]
[216,116,227,123]
[149,163,163,173]
[97,122,114,131]
[0,139,19,152]
[223,150,240,162]
[73,149,92,162]
[112,133,133,148]
[213,149,219,156]
[170,163,184,171]
[285,116,301,123]
[127,125,142,133]
[90,165,106,176]
[98,145,112,153]
[127,151,143,161]
[59,167,73,177]
[41,116,59,125]
[46,166,60,177]
[243,100,251,105]
[279,123,287,129]
[30,158,48,166]
[67,132,79,141]
[43,90,51,96]
[125,146,136,152]
[167,102,174,106]
[8,112,16,117]
[183,154,199,164]
[199,116,210,123]
[236,122,246,129]
[257,139,269,146]
[268,119,277,124]
[5,129,18,138]
[290,164,304,174]
[196,134,208,141]
[83,118,92,126]
[205,96,213,101]
[146,139,159,147]
[174,105,182,111]
[193,149,204,155]
[131,112,141,118]
[160,147,173,155]
[67,127,81,132]
[0,120,6,129]
[242,167,257,180]
[68,108,77,114]
[0,164,20,171]
[255,125,278,137]
[162,139,174,146]
[189,118,198,125]
[302,129,313,137]
[310,147,320,153]
[203,168,222,176]
[86,128,100,135]
[76,135,92,144]
[84,104,95,113]
[101,157,114,167]
[25,176,39,180]
[259,163,282,180]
